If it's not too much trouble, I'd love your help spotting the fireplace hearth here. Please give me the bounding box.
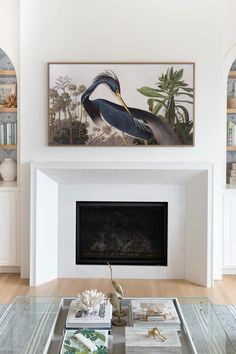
[76,201,168,266]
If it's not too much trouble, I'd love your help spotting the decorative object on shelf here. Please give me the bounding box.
[0,158,16,181]
[0,84,16,107]
[148,327,167,341]
[74,289,107,316]
[48,62,194,146]
[3,93,17,108]
[107,262,127,318]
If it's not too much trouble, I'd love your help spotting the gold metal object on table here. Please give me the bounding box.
[112,317,127,326]
[108,262,124,298]
[107,262,127,317]
[108,292,127,327]
[148,327,167,342]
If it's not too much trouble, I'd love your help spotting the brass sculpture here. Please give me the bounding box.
[108,262,124,298]
[108,292,127,326]
[107,262,127,325]
[148,327,167,342]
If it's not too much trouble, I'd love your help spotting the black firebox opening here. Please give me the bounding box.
[76,201,168,266]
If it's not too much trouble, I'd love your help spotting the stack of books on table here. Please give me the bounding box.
[130,298,181,330]
[125,327,181,354]
[66,299,112,329]
[227,162,236,185]
[60,328,109,354]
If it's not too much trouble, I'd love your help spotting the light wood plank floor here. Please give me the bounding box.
[1,274,236,304]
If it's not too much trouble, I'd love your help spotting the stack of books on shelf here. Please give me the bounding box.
[227,119,236,146]
[227,162,236,185]
[60,328,109,354]
[0,122,16,145]
[66,299,112,329]
[130,298,181,329]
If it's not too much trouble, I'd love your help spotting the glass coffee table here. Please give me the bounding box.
[0,296,236,353]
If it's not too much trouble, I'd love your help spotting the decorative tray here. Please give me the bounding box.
[46,298,197,354]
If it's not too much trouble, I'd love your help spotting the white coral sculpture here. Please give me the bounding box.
[74,289,107,315]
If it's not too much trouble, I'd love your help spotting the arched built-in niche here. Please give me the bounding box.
[0,48,17,181]
[226,59,236,185]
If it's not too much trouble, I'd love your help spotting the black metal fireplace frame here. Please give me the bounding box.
[76,201,168,266]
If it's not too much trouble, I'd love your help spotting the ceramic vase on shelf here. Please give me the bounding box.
[0,158,17,181]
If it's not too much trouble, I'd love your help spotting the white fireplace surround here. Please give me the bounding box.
[30,161,213,287]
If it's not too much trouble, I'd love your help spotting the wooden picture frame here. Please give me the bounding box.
[48,62,195,146]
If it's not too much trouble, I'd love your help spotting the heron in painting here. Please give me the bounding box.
[81,71,180,144]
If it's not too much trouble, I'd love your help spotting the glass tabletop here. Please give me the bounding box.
[0,296,236,354]
[178,297,236,354]
[0,296,62,354]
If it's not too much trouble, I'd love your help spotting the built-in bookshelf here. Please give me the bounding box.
[227,108,236,114]
[227,146,236,151]
[229,71,236,78]
[227,61,236,186]
[0,49,17,184]
[0,108,17,113]
[0,70,15,76]
[0,145,16,149]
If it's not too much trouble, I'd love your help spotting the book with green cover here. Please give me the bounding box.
[60,328,109,354]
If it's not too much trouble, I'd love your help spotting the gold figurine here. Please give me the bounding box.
[148,327,167,342]
[108,262,124,298]
[107,262,127,325]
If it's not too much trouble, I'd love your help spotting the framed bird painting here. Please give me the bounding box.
[48,62,195,146]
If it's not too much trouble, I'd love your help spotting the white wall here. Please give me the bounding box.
[185,171,210,285]
[58,184,186,279]
[0,0,19,73]
[32,170,58,285]
[18,0,231,279]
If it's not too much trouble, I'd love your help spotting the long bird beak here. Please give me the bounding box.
[115,92,131,115]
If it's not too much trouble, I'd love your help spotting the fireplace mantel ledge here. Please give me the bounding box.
[31,160,212,171]
[30,161,212,186]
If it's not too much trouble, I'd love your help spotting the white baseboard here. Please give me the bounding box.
[0,266,20,273]
[222,266,236,274]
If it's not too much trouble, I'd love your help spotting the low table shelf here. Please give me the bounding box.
[0,296,235,354]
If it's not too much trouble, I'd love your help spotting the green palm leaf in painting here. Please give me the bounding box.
[138,66,194,144]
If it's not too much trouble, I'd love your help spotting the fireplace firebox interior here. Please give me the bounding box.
[76,201,168,265]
